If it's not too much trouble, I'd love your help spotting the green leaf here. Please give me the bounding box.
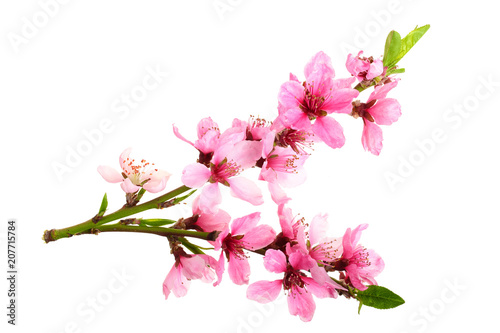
[178,237,205,255]
[171,189,197,205]
[386,68,406,75]
[389,24,430,68]
[382,30,402,68]
[140,218,177,227]
[97,193,108,217]
[356,286,405,312]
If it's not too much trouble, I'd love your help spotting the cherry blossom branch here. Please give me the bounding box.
[76,223,220,242]
[43,185,192,243]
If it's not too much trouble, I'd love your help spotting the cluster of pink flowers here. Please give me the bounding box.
[97,50,401,321]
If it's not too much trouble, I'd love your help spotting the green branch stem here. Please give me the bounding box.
[43,185,192,243]
[79,223,219,242]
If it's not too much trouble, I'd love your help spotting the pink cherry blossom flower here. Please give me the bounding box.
[346,51,384,83]
[181,140,264,214]
[97,148,171,193]
[231,116,273,141]
[351,80,402,155]
[163,249,217,300]
[331,224,385,291]
[278,51,359,149]
[213,212,276,285]
[182,195,231,233]
[246,248,339,322]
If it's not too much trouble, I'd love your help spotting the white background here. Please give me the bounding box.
[1,1,499,332]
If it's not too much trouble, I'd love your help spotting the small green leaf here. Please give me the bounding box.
[98,193,108,217]
[389,24,430,68]
[356,285,405,311]
[386,68,406,75]
[382,30,402,68]
[171,189,197,205]
[179,237,205,255]
[140,218,177,227]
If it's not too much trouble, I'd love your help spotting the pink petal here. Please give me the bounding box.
[278,204,294,239]
[263,249,287,273]
[288,247,315,271]
[120,178,140,193]
[227,140,262,169]
[331,76,357,90]
[119,148,133,173]
[368,98,401,125]
[179,255,206,280]
[302,276,340,298]
[181,163,211,188]
[213,251,225,287]
[278,81,304,110]
[143,170,171,193]
[197,117,219,139]
[247,280,283,304]
[312,116,345,149]
[195,206,231,232]
[227,177,264,206]
[228,253,251,285]
[309,213,329,246]
[283,107,311,130]
[97,165,123,183]
[163,264,190,299]
[321,88,359,113]
[362,249,385,279]
[289,72,299,82]
[231,212,261,236]
[243,225,276,250]
[368,80,399,101]
[172,124,195,147]
[213,228,229,251]
[361,120,383,156]
[304,51,335,85]
[366,59,384,80]
[287,286,316,322]
[268,182,291,205]
[198,183,222,215]
[195,129,220,155]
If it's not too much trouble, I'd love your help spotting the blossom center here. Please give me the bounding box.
[122,158,158,185]
[282,264,306,291]
[222,234,247,260]
[299,81,331,119]
[210,160,241,184]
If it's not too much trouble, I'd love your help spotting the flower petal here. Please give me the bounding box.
[278,81,304,110]
[247,280,282,304]
[309,213,329,246]
[287,286,316,322]
[361,120,383,156]
[172,124,195,147]
[227,177,264,206]
[369,98,401,125]
[228,253,251,285]
[97,165,123,183]
[283,107,311,130]
[312,116,345,149]
[199,183,222,215]
[263,249,287,273]
[231,212,261,235]
[181,163,211,188]
[120,178,140,193]
[243,225,276,250]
